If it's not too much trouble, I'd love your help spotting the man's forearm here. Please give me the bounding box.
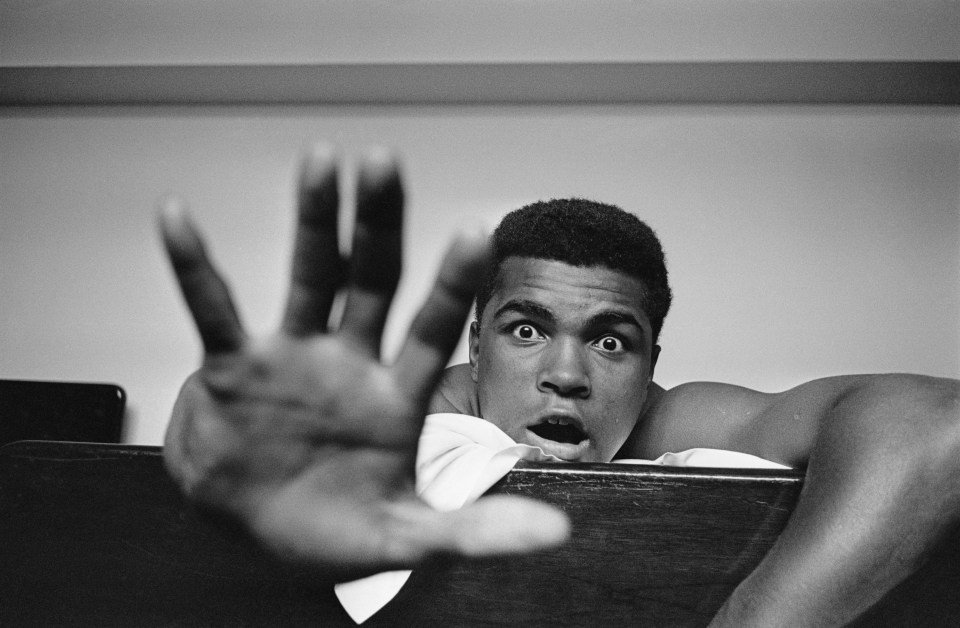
[712,374,960,627]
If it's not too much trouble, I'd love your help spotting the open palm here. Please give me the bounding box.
[159,145,568,579]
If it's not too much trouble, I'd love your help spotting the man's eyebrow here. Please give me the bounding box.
[586,311,645,332]
[492,299,556,323]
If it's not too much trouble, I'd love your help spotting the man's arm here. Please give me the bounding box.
[629,374,960,626]
[160,145,568,580]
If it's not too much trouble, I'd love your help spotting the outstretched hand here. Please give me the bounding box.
[159,145,569,578]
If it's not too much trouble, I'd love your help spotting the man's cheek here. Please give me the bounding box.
[603,400,641,440]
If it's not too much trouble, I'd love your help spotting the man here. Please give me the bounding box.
[161,144,960,626]
[427,197,668,464]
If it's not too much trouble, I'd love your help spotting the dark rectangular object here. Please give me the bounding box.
[1,62,958,106]
[0,379,125,446]
[0,441,957,626]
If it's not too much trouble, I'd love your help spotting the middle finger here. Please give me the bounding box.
[338,147,404,357]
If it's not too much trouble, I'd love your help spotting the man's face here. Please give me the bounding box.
[470,256,658,462]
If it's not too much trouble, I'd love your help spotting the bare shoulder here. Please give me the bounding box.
[621,381,776,460]
[427,363,479,416]
[621,375,882,464]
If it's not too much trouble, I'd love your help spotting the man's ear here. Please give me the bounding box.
[468,321,480,382]
[650,345,661,380]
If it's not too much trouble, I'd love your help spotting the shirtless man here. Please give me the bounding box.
[161,145,960,626]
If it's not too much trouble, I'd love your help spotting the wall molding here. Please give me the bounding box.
[2,62,958,106]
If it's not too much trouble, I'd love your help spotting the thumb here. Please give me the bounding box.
[395,495,571,560]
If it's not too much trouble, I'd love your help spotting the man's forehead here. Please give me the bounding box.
[488,256,651,321]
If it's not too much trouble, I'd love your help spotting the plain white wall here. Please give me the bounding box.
[3,1,958,65]
[1,105,957,444]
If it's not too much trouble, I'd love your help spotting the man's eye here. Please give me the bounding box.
[511,324,542,341]
[594,335,624,353]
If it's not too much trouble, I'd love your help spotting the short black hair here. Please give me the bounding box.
[475,198,672,344]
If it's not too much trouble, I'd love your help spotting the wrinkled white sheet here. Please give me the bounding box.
[335,413,789,624]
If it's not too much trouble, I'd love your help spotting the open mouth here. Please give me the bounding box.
[529,418,587,445]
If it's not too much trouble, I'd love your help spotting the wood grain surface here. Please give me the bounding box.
[1,441,957,626]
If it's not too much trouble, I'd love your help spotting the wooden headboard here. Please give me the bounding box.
[1,440,957,626]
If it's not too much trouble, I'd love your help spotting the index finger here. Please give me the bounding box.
[393,230,490,404]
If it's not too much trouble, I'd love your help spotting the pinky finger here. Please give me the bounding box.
[158,198,246,355]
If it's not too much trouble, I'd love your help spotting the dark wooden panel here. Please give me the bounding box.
[375,461,802,627]
[0,441,353,627]
[2,441,959,626]
[1,62,958,106]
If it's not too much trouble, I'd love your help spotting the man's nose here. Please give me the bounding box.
[537,339,590,398]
